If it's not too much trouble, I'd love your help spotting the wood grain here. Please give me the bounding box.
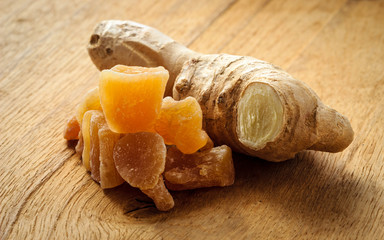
[1,0,383,239]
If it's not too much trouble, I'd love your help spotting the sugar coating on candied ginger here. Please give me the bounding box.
[76,87,102,126]
[82,110,102,171]
[165,145,235,191]
[63,116,80,140]
[98,126,124,189]
[76,132,84,155]
[113,132,166,190]
[100,65,169,133]
[89,111,107,182]
[141,176,174,211]
[82,110,124,188]
[155,97,208,154]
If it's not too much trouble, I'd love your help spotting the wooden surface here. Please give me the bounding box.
[1,0,383,239]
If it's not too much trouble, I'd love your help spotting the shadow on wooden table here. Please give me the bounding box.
[101,150,369,230]
[226,151,370,230]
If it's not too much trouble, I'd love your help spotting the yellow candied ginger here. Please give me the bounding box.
[82,110,124,188]
[113,132,174,211]
[99,65,169,133]
[76,87,102,126]
[165,145,235,191]
[155,97,208,154]
[63,116,80,140]
[113,132,166,190]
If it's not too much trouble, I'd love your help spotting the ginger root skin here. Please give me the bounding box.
[88,20,198,97]
[87,20,354,162]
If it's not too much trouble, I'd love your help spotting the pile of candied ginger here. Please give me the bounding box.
[64,65,235,211]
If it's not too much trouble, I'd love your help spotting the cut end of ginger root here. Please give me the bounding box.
[64,64,235,211]
[237,82,284,150]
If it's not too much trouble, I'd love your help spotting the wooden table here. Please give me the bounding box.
[1,0,383,239]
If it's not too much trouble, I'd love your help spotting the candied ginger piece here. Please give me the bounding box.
[82,110,123,187]
[199,136,214,152]
[141,176,174,211]
[76,132,84,155]
[63,116,80,140]
[81,110,101,171]
[114,132,166,190]
[76,87,102,126]
[89,111,107,182]
[100,65,169,133]
[155,97,208,154]
[164,145,235,191]
[99,127,124,189]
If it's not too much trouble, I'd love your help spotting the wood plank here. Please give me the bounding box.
[0,0,91,78]
[191,2,384,237]
[193,0,347,69]
[188,0,271,52]
[0,0,383,239]
[255,0,384,238]
[0,0,237,239]
[0,0,35,23]
[287,2,384,237]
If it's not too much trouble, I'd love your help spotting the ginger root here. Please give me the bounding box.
[88,20,354,162]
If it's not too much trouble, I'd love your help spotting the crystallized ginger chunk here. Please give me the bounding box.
[164,145,235,191]
[199,136,214,152]
[113,132,166,190]
[76,131,84,155]
[113,132,173,211]
[82,110,124,188]
[99,127,124,189]
[63,116,80,140]
[100,65,169,133]
[76,87,102,126]
[155,97,208,154]
[82,110,101,171]
[141,176,174,211]
[89,111,107,182]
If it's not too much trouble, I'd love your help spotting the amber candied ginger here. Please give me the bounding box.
[155,97,209,154]
[81,110,124,188]
[164,145,235,191]
[141,176,174,211]
[114,132,166,189]
[89,111,106,182]
[63,64,237,211]
[114,132,174,211]
[81,110,98,171]
[76,87,102,126]
[63,116,80,140]
[99,65,169,133]
[99,127,124,189]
